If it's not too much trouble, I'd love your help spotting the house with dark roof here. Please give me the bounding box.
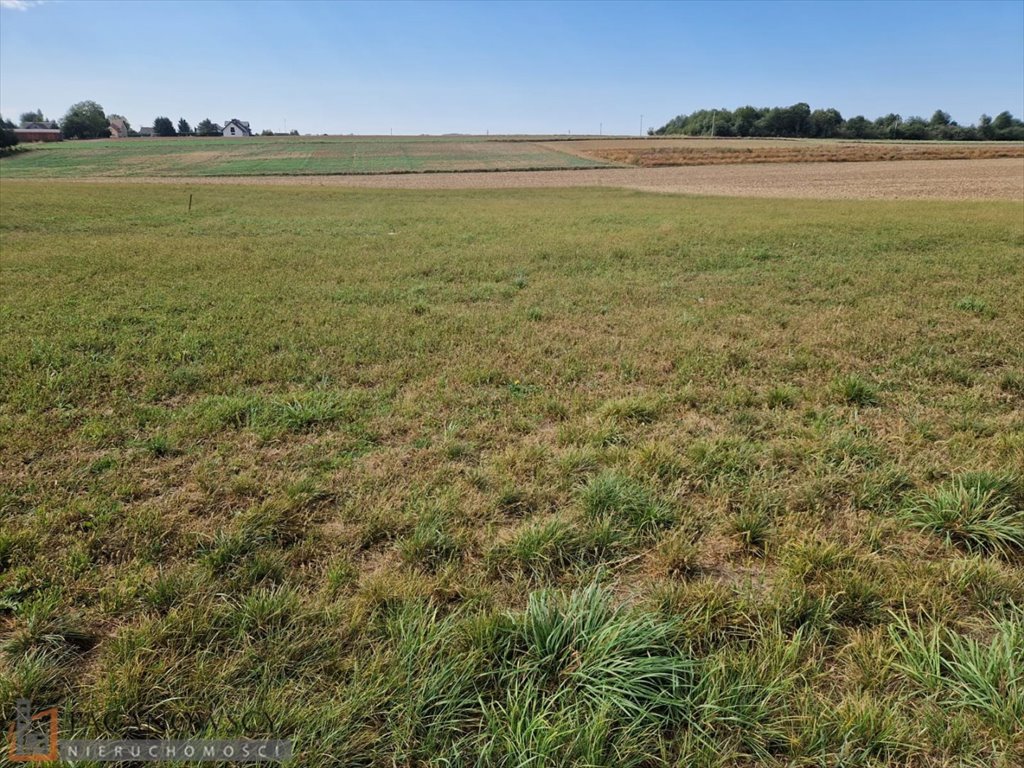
[139,126,155,137]
[222,119,252,137]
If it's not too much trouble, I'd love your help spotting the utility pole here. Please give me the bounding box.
[599,122,602,136]
[710,110,715,137]
[640,114,644,136]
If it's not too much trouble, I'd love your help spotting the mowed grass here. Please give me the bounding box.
[0,135,610,178]
[1,181,1023,766]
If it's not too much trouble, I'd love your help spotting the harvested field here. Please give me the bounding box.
[547,137,1024,167]
[40,158,1024,200]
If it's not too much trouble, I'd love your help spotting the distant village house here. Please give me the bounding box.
[108,117,129,139]
[14,121,62,143]
[139,126,154,137]
[223,119,252,137]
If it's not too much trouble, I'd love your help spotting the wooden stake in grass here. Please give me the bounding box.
[188,193,192,213]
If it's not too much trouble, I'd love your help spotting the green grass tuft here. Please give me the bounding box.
[954,295,994,318]
[889,613,1023,736]
[579,472,675,535]
[904,479,1024,556]
[835,374,880,407]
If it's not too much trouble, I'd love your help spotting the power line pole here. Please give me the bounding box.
[640,114,644,136]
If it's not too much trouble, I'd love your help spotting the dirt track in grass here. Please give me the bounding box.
[25,158,1023,200]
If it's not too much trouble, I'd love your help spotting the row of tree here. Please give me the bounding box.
[150,117,223,137]
[2,102,142,141]
[2,101,279,142]
[150,118,298,137]
[653,104,1024,141]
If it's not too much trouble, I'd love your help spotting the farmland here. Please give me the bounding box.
[60,157,1024,200]
[549,137,1024,166]
[2,180,1022,766]
[0,135,611,178]
[3,135,1023,180]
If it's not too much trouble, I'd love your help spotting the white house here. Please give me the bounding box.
[222,119,252,138]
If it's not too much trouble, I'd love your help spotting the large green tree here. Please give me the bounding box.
[810,108,844,137]
[177,118,191,136]
[1,115,19,148]
[992,111,1014,131]
[20,109,46,125]
[61,101,110,139]
[153,117,176,137]
[843,115,875,139]
[195,118,220,136]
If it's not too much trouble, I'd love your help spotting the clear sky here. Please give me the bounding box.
[1,0,1022,135]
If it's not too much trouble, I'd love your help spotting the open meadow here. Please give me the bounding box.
[1,179,1022,766]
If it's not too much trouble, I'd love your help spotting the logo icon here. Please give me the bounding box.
[7,699,59,763]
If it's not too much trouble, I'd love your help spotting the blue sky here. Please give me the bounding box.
[1,0,1022,135]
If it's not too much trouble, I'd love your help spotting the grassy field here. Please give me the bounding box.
[1,181,1022,766]
[0,136,610,178]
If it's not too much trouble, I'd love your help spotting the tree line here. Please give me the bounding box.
[1,101,296,144]
[2,102,129,142]
[653,103,1024,141]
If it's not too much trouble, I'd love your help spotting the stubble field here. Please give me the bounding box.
[1,180,1022,766]
[546,137,1024,167]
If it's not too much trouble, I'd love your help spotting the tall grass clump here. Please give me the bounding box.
[478,585,693,765]
[579,472,674,535]
[488,518,625,581]
[889,613,1023,737]
[904,479,1024,556]
[835,374,879,407]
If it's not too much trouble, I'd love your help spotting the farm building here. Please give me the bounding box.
[139,127,154,137]
[108,117,129,139]
[14,122,61,142]
[223,119,252,137]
